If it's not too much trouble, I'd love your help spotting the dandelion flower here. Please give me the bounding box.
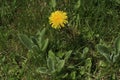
[49,10,68,29]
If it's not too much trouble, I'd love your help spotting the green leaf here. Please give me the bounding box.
[97,45,110,63]
[64,50,72,61]
[110,52,114,63]
[47,50,57,73]
[37,28,46,48]
[50,0,56,9]
[99,60,107,67]
[56,60,65,72]
[42,38,49,51]
[47,58,55,73]
[85,58,92,73]
[62,73,68,79]
[113,53,119,63]
[79,66,85,75]
[56,51,65,59]
[48,50,56,61]
[18,34,34,50]
[115,36,120,54]
[83,47,89,54]
[70,71,76,80]
[67,65,75,69]
[36,67,48,74]
[32,45,41,53]
[81,47,89,58]
[39,28,46,40]
[115,0,120,4]
[74,0,81,9]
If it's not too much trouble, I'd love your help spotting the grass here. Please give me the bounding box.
[0,0,120,80]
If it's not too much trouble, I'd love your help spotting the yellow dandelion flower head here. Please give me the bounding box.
[49,10,68,29]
